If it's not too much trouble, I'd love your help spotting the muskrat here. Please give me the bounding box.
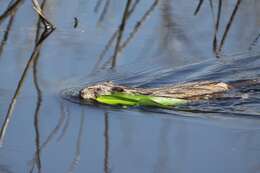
[78,79,260,108]
[80,81,231,102]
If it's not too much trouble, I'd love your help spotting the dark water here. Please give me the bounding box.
[1,0,260,173]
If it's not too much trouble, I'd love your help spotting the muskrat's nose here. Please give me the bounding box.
[80,88,93,99]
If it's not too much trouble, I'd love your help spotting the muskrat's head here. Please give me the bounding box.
[80,81,124,100]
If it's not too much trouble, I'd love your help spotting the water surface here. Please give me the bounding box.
[1,0,260,173]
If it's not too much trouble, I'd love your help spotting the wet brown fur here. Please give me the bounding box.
[80,81,231,101]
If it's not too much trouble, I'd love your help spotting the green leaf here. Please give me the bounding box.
[150,96,188,106]
[96,95,138,106]
[96,92,188,108]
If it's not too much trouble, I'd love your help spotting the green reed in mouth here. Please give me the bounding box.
[96,92,188,108]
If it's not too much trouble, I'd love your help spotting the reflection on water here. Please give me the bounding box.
[0,0,54,145]
[104,112,110,173]
[1,0,260,173]
[0,164,13,173]
[92,0,159,71]
[66,108,85,173]
[0,0,24,57]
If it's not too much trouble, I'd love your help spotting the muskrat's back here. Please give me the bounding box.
[148,81,230,100]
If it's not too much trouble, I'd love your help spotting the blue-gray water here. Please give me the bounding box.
[1,0,260,173]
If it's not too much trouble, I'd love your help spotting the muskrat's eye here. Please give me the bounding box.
[112,86,124,92]
[93,91,98,97]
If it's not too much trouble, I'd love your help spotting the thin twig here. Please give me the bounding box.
[32,0,55,29]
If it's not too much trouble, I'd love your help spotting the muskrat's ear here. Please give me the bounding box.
[103,81,114,86]
[111,86,124,92]
[96,87,101,91]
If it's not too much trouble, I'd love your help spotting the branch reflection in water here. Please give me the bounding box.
[0,0,24,25]
[193,0,204,15]
[109,0,159,68]
[92,0,159,71]
[97,0,111,24]
[104,112,110,173]
[218,0,242,52]
[92,0,159,70]
[110,0,133,68]
[94,0,105,13]
[29,101,68,173]
[66,108,85,173]
[31,0,51,172]
[153,121,171,173]
[0,0,22,57]
[208,0,222,53]
[249,32,260,50]
[159,0,178,52]
[93,0,140,69]
[57,103,71,141]
[0,14,14,57]
[193,0,242,55]
[0,13,54,147]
